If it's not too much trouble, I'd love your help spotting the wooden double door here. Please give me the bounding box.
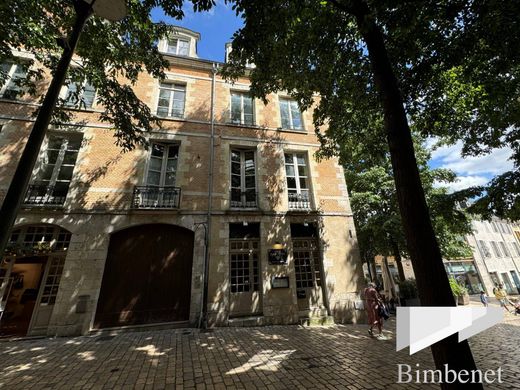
[94,224,194,328]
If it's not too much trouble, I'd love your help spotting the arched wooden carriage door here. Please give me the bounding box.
[94,224,194,329]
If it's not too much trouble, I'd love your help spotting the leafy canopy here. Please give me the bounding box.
[347,137,473,264]
[222,0,520,220]
[0,0,215,151]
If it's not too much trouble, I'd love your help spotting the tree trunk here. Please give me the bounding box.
[0,1,93,256]
[351,0,480,386]
[365,256,373,282]
[368,255,377,282]
[390,237,406,282]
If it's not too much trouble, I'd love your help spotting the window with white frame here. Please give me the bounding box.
[477,240,491,258]
[133,142,180,208]
[284,152,311,209]
[512,242,520,257]
[64,79,96,109]
[231,92,254,125]
[279,98,303,130]
[499,242,511,257]
[1,62,28,100]
[157,83,186,118]
[230,149,256,208]
[490,241,502,257]
[26,133,82,205]
[8,225,71,252]
[146,143,179,187]
[167,38,190,56]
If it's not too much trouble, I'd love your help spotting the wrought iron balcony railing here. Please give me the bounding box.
[23,183,68,206]
[132,186,181,209]
[230,189,258,208]
[288,192,311,210]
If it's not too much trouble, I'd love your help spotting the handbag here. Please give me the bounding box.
[378,303,390,320]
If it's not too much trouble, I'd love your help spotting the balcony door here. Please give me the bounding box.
[137,143,179,208]
[27,133,82,206]
[291,224,324,314]
[230,149,256,208]
[229,223,261,317]
[284,153,311,209]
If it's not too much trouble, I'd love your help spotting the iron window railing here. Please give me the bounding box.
[288,192,311,210]
[132,186,181,209]
[230,189,258,208]
[23,183,67,206]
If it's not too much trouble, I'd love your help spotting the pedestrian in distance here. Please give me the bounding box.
[514,301,520,316]
[480,290,488,307]
[364,282,387,339]
[494,284,514,313]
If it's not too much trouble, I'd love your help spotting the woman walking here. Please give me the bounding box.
[364,282,384,338]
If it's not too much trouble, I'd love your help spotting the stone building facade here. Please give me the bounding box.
[467,217,520,295]
[0,27,364,337]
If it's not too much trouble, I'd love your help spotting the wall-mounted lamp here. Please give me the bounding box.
[243,221,248,226]
[271,242,284,250]
[303,221,309,227]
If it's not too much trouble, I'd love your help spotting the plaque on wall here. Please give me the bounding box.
[297,289,306,299]
[271,276,290,289]
[268,249,288,264]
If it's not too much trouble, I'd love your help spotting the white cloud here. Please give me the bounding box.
[443,175,490,192]
[431,141,514,176]
[429,139,514,192]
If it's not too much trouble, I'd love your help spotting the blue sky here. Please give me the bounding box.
[428,139,513,191]
[151,1,243,62]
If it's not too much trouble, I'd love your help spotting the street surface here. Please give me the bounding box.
[0,298,518,389]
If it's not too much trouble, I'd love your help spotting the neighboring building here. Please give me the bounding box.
[513,222,520,245]
[364,255,484,296]
[363,256,414,285]
[443,258,483,295]
[0,27,364,337]
[467,218,520,295]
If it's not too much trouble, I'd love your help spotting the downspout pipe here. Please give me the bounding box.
[201,62,218,328]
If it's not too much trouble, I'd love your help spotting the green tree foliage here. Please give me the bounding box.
[221,0,517,375]
[348,140,473,272]
[0,0,215,151]
[222,0,520,220]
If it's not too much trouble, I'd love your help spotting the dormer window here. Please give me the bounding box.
[167,38,190,56]
[158,27,200,58]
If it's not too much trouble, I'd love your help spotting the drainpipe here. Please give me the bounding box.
[200,63,218,328]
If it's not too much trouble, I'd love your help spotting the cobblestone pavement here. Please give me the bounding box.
[0,305,518,389]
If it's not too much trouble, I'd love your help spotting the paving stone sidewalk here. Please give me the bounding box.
[0,310,519,389]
